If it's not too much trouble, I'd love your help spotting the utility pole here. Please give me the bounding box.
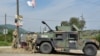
[81,13,84,20]
[16,0,20,47]
[4,13,7,42]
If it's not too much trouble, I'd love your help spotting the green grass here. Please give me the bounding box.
[0,41,11,46]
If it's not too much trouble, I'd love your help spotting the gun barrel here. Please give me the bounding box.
[42,21,53,32]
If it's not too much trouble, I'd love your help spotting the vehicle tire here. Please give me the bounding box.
[40,42,52,54]
[83,44,97,56]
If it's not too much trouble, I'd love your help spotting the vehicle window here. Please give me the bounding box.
[69,34,78,40]
[56,34,63,38]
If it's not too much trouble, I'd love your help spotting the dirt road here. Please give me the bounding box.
[0,47,99,56]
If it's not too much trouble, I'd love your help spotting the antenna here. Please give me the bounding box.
[81,13,84,20]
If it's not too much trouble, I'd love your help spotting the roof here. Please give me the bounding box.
[56,25,80,32]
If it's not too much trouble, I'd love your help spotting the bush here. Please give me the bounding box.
[0,30,12,46]
[0,35,5,41]
[0,30,13,42]
[0,41,11,46]
[96,34,100,43]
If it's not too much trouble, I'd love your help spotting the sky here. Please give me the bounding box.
[0,0,100,32]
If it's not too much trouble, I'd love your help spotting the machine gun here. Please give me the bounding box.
[42,21,54,32]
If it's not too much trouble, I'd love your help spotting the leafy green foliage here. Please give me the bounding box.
[69,17,86,30]
[0,24,27,46]
[61,21,69,26]
[69,17,80,27]
[0,29,13,42]
[61,17,86,30]
[7,30,13,42]
[96,34,100,43]
[79,19,85,30]
[0,41,11,46]
[0,30,12,46]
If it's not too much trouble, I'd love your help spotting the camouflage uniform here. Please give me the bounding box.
[26,33,33,51]
[32,33,38,52]
[12,29,18,48]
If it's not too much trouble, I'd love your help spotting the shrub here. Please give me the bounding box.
[96,34,100,43]
[0,30,13,42]
[0,41,11,46]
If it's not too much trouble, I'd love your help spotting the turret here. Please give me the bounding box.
[56,24,79,31]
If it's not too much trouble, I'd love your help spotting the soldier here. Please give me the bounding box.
[12,29,18,48]
[26,33,33,51]
[32,33,38,53]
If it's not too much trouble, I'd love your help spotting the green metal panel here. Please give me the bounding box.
[57,26,71,31]
[40,32,55,38]
[55,39,68,48]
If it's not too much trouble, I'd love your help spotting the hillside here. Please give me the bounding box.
[0,24,27,33]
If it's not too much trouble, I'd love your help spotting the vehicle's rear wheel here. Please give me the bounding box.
[40,42,52,54]
[83,44,97,56]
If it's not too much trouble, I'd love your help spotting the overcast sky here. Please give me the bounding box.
[0,0,100,32]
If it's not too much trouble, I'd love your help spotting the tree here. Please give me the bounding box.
[69,17,80,27]
[79,19,85,30]
[69,17,86,30]
[60,17,86,30]
[61,21,69,26]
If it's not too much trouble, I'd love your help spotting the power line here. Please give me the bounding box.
[0,16,14,18]
[85,0,100,6]
[1,15,100,22]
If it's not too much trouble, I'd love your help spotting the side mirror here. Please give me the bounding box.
[42,21,46,24]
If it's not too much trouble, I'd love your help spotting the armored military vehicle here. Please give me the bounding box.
[34,21,99,56]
